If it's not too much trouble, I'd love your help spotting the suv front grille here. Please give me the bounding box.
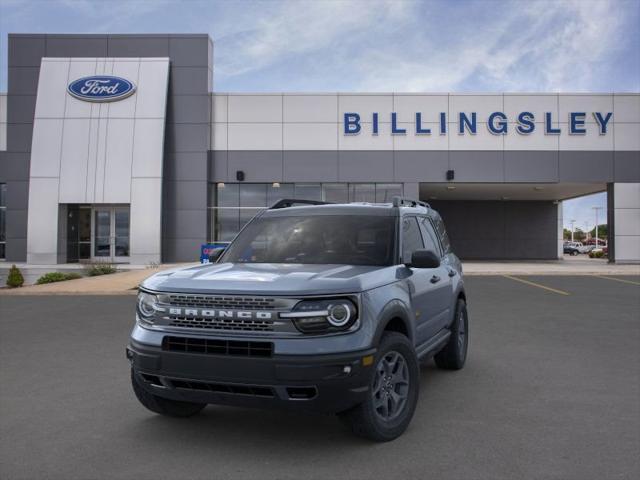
[167,295,277,310]
[162,336,273,357]
[168,316,274,332]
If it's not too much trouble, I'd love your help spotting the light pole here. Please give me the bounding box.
[592,206,603,248]
[570,219,576,242]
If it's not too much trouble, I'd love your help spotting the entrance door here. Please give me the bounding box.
[92,206,130,263]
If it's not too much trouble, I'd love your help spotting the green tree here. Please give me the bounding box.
[6,264,24,288]
[589,224,607,240]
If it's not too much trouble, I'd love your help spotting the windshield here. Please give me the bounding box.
[220,215,396,266]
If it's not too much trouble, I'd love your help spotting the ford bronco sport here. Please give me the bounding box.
[127,197,469,441]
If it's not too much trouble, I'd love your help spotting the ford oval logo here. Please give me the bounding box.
[67,76,136,102]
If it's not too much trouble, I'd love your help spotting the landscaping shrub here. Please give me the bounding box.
[589,250,605,259]
[6,264,24,288]
[36,272,83,285]
[85,263,117,276]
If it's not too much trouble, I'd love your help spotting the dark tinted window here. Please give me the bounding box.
[221,215,396,266]
[433,215,451,253]
[419,217,441,256]
[401,217,424,263]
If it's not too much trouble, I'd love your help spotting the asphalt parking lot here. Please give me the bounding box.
[1,275,639,480]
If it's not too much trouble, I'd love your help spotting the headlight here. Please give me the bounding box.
[137,291,158,324]
[281,298,358,334]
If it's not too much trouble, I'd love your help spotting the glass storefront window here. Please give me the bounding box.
[349,183,376,203]
[208,182,403,242]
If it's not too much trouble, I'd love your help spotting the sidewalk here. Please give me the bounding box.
[1,258,638,295]
[0,264,192,295]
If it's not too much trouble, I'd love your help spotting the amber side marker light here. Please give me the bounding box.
[362,355,374,366]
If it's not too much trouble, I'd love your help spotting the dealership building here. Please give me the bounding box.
[0,33,638,265]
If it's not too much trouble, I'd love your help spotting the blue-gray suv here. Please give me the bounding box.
[127,197,469,441]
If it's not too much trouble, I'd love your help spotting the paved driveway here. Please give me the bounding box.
[1,276,638,480]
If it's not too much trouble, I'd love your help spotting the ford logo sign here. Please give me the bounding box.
[67,76,136,102]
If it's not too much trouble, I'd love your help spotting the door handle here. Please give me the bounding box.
[448,269,457,277]
[430,275,441,284]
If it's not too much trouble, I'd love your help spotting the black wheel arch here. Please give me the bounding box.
[372,299,414,346]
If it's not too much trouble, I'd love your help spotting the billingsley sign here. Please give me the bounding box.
[344,111,613,136]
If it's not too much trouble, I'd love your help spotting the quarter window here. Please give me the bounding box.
[419,217,442,257]
[401,217,424,263]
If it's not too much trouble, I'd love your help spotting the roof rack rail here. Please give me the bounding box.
[269,198,331,209]
[391,196,430,209]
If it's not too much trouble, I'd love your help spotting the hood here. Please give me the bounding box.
[141,262,399,295]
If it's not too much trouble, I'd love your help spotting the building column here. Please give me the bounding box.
[610,182,640,263]
[557,201,564,259]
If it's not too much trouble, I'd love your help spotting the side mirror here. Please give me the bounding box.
[208,247,225,263]
[408,249,440,269]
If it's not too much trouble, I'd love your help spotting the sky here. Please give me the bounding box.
[1,0,638,228]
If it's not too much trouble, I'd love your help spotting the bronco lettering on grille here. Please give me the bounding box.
[168,308,273,320]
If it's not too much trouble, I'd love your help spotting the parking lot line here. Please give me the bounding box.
[502,275,571,296]
[592,275,640,286]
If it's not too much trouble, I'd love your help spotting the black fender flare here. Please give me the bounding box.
[372,299,414,346]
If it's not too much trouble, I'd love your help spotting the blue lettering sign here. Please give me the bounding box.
[372,112,379,135]
[516,112,535,134]
[440,112,447,134]
[545,112,561,135]
[488,112,508,135]
[344,113,361,134]
[416,113,431,134]
[391,112,406,134]
[593,112,613,134]
[570,112,587,134]
[459,112,477,135]
[68,76,136,102]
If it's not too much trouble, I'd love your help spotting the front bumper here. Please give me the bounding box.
[127,338,376,414]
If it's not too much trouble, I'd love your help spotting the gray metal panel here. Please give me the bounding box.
[107,35,170,57]
[394,151,449,182]
[6,208,28,240]
[6,181,29,210]
[163,180,208,210]
[227,151,283,182]
[449,151,504,182]
[165,123,209,153]
[163,209,208,239]
[162,237,204,263]
[504,150,559,182]
[5,236,27,262]
[209,151,228,182]
[338,151,394,182]
[5,124,33,153]
[559,151,614,182]
[0,153,30,181]
[8,35,45,67]
[164,152,209,182]
[167,95,210,124]
[283,151,338,182]
[169,36,211,67]
[169,67,210,95]
[45,35,108,57]
[614,151,640,182]
[6,95,36,124]
[430,200,558,260]
[8,67,40,95]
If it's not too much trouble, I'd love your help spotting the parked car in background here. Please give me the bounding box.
[563,242,582,256]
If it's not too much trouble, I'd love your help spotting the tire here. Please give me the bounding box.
[338,332,419,442]
[572,250,578,256]
[131,369,206,417]
[434,298,469,370]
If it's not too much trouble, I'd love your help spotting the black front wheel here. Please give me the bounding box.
[131,369,206,417]
[338,332,419,442]
[434,298,469,370]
